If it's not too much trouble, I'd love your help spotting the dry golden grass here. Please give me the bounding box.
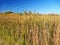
[0,13,60,45]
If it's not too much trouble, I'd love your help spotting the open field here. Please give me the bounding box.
[0,13,60,45]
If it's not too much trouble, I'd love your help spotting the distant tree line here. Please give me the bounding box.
[0,11,57,15]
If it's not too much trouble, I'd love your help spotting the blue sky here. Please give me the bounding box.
[0,0,60,14]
